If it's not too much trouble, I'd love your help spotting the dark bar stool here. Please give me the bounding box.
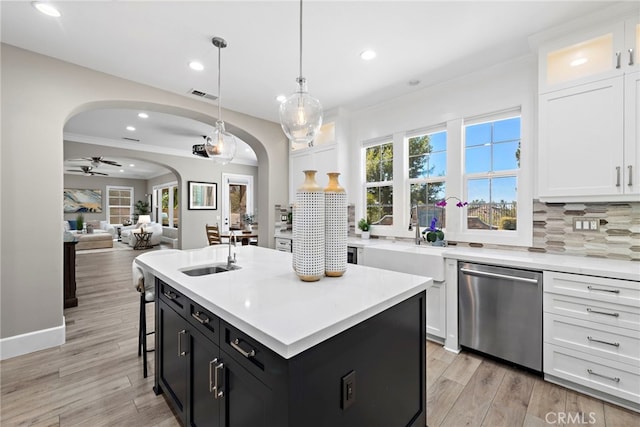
[133,263,154,378]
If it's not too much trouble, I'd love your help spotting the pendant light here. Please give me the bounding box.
[205,36,237,165]
[279,0,323,146]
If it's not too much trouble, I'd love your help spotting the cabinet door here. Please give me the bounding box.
[219,350,273,427]
[538,77,624,199]
[426,282,446,341]
[625,71,640,194]
[158,301,189,423]
[190,328,222,427]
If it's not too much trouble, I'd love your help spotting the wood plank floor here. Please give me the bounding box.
[1,246,639,426]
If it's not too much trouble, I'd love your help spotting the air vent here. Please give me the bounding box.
[122,137,140,142]
[189,88,218,101]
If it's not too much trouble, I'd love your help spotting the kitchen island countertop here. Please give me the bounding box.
[136,245,431,358]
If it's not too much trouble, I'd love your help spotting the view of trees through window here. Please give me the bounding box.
[158,185,179,228]
[408,131,447,228]
[365,142,393,225]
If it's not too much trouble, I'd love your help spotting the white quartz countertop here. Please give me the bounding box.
[443,247,639,282]
[135,245,430,359]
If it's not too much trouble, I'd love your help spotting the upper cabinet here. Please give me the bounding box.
[537,9,640,202]
[539,15,638,94]
[288,109,350,203]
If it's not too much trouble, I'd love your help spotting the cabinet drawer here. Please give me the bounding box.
[158,281,188,316]
[544,271,640,306]
[275,238,292,252]
[544,313,640,367]
[188,301,220,344]
[221,320,285,387]
[544,344,640,404]
[544,292,640,330]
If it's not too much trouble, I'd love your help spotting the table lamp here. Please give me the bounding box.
[138,215,151,232]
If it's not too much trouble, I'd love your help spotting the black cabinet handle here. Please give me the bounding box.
[163,291,178,300]
[231,338,256,358]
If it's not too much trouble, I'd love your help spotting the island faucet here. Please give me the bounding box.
[227,231,237,267]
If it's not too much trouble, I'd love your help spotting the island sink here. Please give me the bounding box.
[180,263,241,276]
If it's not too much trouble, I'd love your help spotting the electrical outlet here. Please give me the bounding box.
[341,370,356,410]
[573,217,600,232]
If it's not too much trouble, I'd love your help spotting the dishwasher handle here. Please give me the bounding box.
[460,267,539,284]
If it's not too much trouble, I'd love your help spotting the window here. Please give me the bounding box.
[464,114,520,232]
[107,186,133,225]
[154,182,178,228]
[364,140,393,225]
[408,130,447,227]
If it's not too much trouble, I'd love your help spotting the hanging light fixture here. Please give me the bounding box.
[279,0,323,146]
[205,36,237,164]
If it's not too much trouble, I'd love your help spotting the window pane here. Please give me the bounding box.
[366,185,393,225]
[429,152,447,177]
[493,141,519,171]
[467,177,517,231]
[410,183,445,228]
[493,117,520,142]
[408,154,428,179]
[465,145,491,173]
[408,131,446,179]
[430,131,447,152]
[366,142,393,183]
[465,122,491,147]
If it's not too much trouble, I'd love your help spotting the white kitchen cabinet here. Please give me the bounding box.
[543,271,640,411]
[538,13,638,94]
[537,10,639,202]
[426,282,446,342]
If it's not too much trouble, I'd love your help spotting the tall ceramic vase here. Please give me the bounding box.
[324,172,347,277]
[293,170,325,282]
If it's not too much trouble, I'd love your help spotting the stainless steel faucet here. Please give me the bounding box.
[410,205,421,245]
[227,231,237,267]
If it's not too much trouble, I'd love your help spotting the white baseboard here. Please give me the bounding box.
[0,319,65,360]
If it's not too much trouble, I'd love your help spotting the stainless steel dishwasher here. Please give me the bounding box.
[458,262,543,372]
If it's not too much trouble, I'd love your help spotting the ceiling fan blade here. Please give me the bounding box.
[92,172,109,176]
[100,160,122,167]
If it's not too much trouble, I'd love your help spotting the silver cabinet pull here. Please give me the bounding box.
[587,285,620,294]
[616,166,621,187]
[163,291,177,300]
[230,338,256,358]
[629,48,634,66]
[587,369,620,383]
[587,336,620,347]
[459,268,538,284]
[586,307,619,317]
[210,358,224,399]
[628,165,633,187]
[616,51,621,69]
[178,329,187,356]
[191,311,210,324]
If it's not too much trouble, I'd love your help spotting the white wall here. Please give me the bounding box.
[0,44,288,357]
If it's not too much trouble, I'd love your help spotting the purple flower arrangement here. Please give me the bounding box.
[422,197,467,243]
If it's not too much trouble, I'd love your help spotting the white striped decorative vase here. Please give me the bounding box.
[293,170,325,282]
[324,172,347,277]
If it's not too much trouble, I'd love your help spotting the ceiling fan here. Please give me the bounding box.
[72,156,122,168]
[66,166,108,176]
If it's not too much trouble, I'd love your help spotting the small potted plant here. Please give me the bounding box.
[76,213,85,233]
[358,218,371,239]
[423,217,445,245]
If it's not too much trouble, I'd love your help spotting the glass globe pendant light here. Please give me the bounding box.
[205,36,237,165]
[279,0,323,146]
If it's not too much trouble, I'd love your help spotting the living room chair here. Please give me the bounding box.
[206,224,221,245]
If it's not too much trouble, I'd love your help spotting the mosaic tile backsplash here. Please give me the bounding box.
[531,200,640,261]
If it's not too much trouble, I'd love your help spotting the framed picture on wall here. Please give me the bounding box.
[188,181,217,210]
[64,188,103,213]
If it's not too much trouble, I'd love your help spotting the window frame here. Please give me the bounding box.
[362,136,395,230]
[106,185,133,225]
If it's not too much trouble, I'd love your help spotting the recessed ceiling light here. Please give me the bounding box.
[119,169,125,173]
[570,57,588,67]
[129,164,135,167]
[32,2,61,17]
[360,50,377,61]
[408,79,421,86]
[276,95,287,103]
[126,126,136,131]
[189,61,204,71]
[138,112,149,119]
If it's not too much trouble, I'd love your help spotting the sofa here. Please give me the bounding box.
[121,222,163,248]
[64,220,115,250]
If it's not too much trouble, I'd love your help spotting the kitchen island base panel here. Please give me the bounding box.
[154,278,426,427]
